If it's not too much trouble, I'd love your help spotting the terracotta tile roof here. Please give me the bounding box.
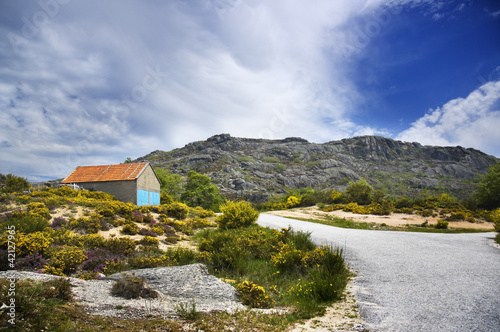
[62,162,149,183]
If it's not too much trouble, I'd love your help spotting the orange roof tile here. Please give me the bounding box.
[62,163,149,183]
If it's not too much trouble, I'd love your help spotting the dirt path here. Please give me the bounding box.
[267,206,494,230]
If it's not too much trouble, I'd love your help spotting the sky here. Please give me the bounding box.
[0,0,499,181]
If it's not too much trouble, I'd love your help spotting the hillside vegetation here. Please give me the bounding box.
[0,183,350,330]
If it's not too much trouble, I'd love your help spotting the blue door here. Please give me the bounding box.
[137,189,149,206]
[150,191,160,205]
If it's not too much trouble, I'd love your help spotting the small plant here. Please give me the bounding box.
[175,300,200,320]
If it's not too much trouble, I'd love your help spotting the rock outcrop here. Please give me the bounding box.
[136,134,498,201]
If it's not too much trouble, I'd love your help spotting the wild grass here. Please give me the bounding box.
[196,225,350,317]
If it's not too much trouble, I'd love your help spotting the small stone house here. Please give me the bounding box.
[62,162,161,206]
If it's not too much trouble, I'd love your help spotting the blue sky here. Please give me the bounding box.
[0,0,499,181]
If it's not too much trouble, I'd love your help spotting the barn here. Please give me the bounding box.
[62,162,161,206]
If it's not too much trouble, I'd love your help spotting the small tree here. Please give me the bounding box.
[216,201,259,230]
[475,163,500,210]
[180,171,225,211]
[345,178,373,205]
[155,167,184,201]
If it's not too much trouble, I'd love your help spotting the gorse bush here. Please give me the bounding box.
[236,281,275,309]
[3,210,50,234]
[216,201,259,230]
[163,202,189,220]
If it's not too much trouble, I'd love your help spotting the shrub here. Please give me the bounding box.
[51,217,68,229]
[435,220,449,229]
[104,237,136,255]
[4,210,50,234]
[111,274,146,299]
[127,254,172,269]
[44,246,87,275]
[236,281,275,308]
[81,234,106,250]
[50,229,82,247]
[81,248,123,273]
[14,231,53,256]
[164,202,189,220]
[137,236,159,247]
[345,178,373,205]
[165,247,198,265]
[68,215,103,234]
[330,190,344,204]
[271,243,305,274]
[216,201,259,230]
[27,202,52,220]
[189,206,215,218]
[286,196,301,209]
[121,222,139,235]
[15,253,49,271]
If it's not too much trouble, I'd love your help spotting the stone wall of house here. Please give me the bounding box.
[79,180,137,204]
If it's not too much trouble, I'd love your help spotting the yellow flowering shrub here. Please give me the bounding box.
[81,234,106,250]
[490,208,500,232]
[104,237,136,255]
[45,246,87,274]
[236,281,274,308]
[189,206,215,218]
[286,196,301,209]
[27,202,51,220]
[330,190,344,203]
[271,243,305,273]
[50,229,83,247]
[15,231,53,256]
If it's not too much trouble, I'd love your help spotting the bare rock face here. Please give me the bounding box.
[137,134,498,201]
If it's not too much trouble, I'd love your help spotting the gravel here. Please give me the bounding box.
[258,213,500,332]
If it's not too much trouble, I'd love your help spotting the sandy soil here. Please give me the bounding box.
[267,206,495,231]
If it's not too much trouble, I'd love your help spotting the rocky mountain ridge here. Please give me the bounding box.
[136,134,498,201]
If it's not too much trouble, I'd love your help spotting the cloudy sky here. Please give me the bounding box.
[1,0,499,181]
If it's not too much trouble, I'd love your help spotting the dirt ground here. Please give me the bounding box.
[267,206,495,231]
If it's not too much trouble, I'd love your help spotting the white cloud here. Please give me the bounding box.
[397,80,500,156]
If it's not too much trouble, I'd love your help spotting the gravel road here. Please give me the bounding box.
[258,213,500,332]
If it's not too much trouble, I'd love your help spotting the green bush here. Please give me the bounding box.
[236,281,275,308]
[345,178,373,205]
[3,211,50,234]
[435,220,449,229]
[216,201,259,230]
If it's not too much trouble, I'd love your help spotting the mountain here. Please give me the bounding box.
[135,134,498,201]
